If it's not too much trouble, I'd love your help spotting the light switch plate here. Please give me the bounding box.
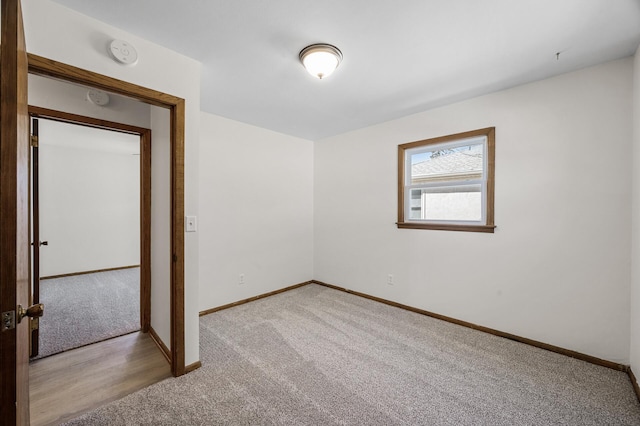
[186,216,197,232]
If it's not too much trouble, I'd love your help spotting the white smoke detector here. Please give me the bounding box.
[87,89,110,106]
[109,39,138,66]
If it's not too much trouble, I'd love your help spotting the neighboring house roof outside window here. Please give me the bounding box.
[411,145,483,184]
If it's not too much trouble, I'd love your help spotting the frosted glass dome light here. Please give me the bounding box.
[299,44,343,80]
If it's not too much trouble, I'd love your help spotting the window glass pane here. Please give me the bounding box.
[421,184,482,221]
[410,143,483,185]
[410,184,482,221]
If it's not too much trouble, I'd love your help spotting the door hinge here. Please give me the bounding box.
[1,310,16,331]
[30,317,39,332]
[30,135,38,147]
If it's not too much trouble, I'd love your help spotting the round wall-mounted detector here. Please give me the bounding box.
[109,39,138,66]
[87,89,110,106]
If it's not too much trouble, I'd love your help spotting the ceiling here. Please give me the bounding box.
[50,0,640,141]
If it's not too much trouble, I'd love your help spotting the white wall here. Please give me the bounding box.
[29,74,148,278]
[315,58,634,363]
[631,46,640,379]
[23,0,202,366]
[198,112,314,311]
[38,120,140,277]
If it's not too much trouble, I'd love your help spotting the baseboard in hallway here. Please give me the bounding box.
[40,264,140,280]
[149,326,171,364]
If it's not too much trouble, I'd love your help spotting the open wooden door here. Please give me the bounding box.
[0,0,32,424]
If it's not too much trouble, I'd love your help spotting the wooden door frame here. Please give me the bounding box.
[30,117,40,356]
[26,54,186,377]
[28,106,152,335]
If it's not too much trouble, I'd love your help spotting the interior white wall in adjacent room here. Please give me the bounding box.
[28,74,151,128]
[631,45,640,379]
[198,112,314,311]
[38,120,140,277]
[23,0,202,366]
[150,106,171,346]
[315,58,633,364]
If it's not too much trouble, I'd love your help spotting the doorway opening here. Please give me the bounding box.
[25,56,184,422]
[27,53,186,376]
[28,107,152,359]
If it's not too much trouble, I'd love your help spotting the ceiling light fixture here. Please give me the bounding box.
[299,43,343,80]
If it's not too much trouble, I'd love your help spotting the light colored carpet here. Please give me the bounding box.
[37,267,140,359]
[64,284,640,425]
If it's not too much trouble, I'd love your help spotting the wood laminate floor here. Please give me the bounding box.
[29,331,171,426]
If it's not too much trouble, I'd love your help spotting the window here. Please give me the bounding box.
[397,127,495,233]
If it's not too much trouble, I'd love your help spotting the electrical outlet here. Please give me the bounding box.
[387,274,394,286]
[239,273,245,285]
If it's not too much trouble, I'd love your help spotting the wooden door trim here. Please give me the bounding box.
[140,129,152,333]
[27,53,186,376]
[28,106,152,334]
[27,55,183,108]
[28,105,149,135]
[170,99,185,374]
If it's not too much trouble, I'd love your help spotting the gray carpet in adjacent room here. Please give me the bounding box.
[64,284,640,425]
[36,267,140,359]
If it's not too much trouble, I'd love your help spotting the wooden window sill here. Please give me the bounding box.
[396,222,496,233]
